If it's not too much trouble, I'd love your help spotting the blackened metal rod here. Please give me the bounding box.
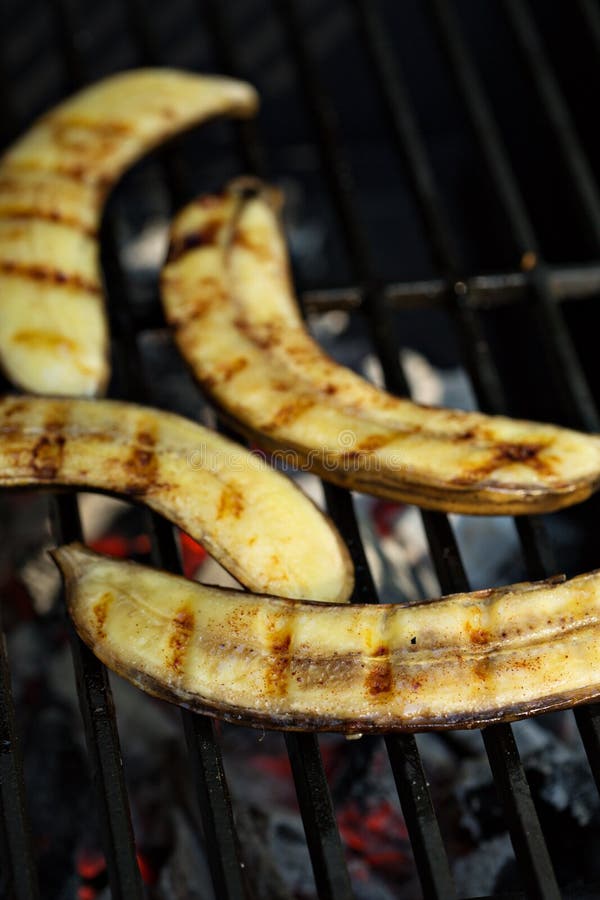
[284,732,353,900]
[320,484,451,897]
[503,0,600,249]
[579,0,600,52]
[481,726,563,900]
[127,263,600,333]
[428,0,599,433]
[354,1,460,279]
[182,714,247,900]
[201,0,268,177]
[573,705,600,801]
[0,623,39,900]
[53,495,144,900]
[420,514,562,900]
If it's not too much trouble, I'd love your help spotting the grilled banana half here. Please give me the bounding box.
[0,396,352,602]
[54,542,600,732]
[0,69,258,397]
[161,179,600,515]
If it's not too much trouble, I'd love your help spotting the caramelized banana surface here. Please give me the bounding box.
[55,544,600,732]
[0,70,258,396]
[161,180,600,515]
[0,396,352,602]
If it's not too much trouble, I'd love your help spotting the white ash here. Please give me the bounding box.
[453,832,514,898]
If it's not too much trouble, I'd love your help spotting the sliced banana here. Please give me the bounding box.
[0,69,258,396]
[54,543,600,732]
[0,396,352,603]
[160,179,600,515]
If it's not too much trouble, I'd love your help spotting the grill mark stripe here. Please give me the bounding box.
[30,402,68,479]
[264,396,316,431]
[124,426,158,494]
[216,484,245,519]
[215,357,248,385]
[264,615,294,699]
[365,657,394,698]
[93,592,114,641]
[49,116,133,137]
[0,261,101,293]
[1,160,112,188]
[0,208,97,237]
[167,607,195,676]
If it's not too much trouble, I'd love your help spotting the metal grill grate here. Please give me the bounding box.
[1,2,600,898]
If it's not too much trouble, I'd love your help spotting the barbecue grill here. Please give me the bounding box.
[2,1,600,898]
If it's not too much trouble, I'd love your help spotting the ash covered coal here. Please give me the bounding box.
[453,717,600,896]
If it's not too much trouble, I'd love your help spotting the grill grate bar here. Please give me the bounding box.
[579,0,600,53]
[113,261,600,337]
[481,725,562,900]
[420,515,561,900]
[182,713,247,900]
[428,0,599,434]
[503,0,600,249]
[321,483,455,894]
[0,614,39,900]
[573,707,600,798]
[120,260,600,341]
[53,494,144,900]
[284,733,354,900]
[202,0,268,177]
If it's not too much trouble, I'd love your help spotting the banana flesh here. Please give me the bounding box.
[0,396,352,603]
[0,69,258,396]
[160,180,600,515]
[54,543,600,733]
